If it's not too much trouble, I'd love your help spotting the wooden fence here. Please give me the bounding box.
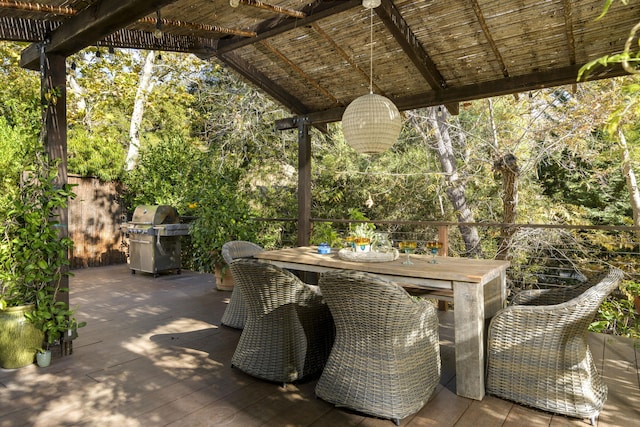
[68,175,127,269]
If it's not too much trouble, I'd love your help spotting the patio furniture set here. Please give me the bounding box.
[219,240,623,425]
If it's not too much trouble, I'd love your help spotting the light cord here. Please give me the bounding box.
[369,7,373,94]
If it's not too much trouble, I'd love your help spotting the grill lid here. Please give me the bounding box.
[131,205,179,225]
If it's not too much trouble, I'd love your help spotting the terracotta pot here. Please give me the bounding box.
[215,263,235,291]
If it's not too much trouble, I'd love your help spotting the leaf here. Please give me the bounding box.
[595,0,615,21]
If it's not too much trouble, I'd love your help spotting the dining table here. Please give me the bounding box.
[254,245,510,401]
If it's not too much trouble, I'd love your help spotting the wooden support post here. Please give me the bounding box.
[437,224,449,311]
[297,118,311,247]
[41,50,72,356]
[437,224,448,256]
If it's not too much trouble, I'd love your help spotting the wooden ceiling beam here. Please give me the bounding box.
[377,0,445,90]
[97,29,218,56]
[470,0,508,78]
[220,50,310,116]
[376,0,458,115]
[215,0,361,55]
[241,0,306,19]
[398,63,629,109]
[312,21,384,97]
[20,0,179,70]
[562,0,577,66]
[276,63,630,128]
[259,40,341,106]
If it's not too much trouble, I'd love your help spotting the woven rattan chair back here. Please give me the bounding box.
[220,241,263,329]
[486,268,623,424]
[229,258,334,385]
[221,240,263,265]
[316,270,440,425]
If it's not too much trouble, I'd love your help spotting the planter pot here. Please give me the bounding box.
[215,263,235,291]
[634,296,640,315]
[0,304,44,369]
[36,350,51,368]
[354,238,371,253]
[63,328,78,342]
[354,243,371,253]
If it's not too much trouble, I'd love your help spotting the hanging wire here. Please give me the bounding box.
[369,7,373,94]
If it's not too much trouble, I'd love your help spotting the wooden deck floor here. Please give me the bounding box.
[1,265,638,427]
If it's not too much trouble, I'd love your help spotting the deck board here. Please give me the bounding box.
[0,264,637,427]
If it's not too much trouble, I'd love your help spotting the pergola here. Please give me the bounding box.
[1,0,638,247]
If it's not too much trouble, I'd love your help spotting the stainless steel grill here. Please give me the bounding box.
[125,205,190,277]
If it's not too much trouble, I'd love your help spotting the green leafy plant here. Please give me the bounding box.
[622,280,640,299]
[590,280,640,339]
[0,149,85,359]
[590,298,640,339]
[0,151,75,310]
[349,222,377,240]
[25,286,86,350]
[311,222,340,247]
[189,168,258,273]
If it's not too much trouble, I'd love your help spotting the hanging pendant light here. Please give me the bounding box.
[342,1,401,155]
[362,0,381,8]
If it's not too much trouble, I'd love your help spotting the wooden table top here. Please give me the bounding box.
[255,246,509,286]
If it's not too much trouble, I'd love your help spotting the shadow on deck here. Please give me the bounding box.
[0,264,638,426]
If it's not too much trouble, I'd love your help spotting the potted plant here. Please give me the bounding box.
[26,287,86,368]
[189,169,258,291]
[0,152,76,369]
[349,223,377,253]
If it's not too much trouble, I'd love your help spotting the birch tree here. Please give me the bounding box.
[618,129,640,229]
[125,50,156,171]
[408,107,483,257]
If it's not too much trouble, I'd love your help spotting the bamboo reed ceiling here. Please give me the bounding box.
[1,0,639,123]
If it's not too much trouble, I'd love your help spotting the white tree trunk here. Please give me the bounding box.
[125,51,156,171]
[618,129,640,229]
[410,107,483,257]
[67,74,86,116]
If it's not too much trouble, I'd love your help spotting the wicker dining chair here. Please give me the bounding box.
[316,270,441,426]
[219,241,263,329]
[229,258,335,386]
[486,267,624,425]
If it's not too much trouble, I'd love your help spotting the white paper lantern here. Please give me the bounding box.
[341,93,402,154]
[362,0,381,8]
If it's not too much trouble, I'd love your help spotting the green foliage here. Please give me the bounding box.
[537,146,631,224]
[24,286,86,350]
[0,42,41,134]
[189,166,259,272]
[310,222,341,247]
[590,296,639,339]
[348,222,377,240]
[68,127,126,181]
[622,280,640,297]
[0,152,75,309]
[123,135,206,211]
[0,116,33,201]
[0,42,42,207]
[595,0,627,20]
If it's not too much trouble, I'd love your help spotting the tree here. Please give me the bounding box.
[0,42,41,209]
[66,48,202,180]
[125,50,156,170]
[577,0,640,228]
[407,107,483,257]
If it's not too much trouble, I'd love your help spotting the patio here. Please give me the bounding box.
[1,264,638,426]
